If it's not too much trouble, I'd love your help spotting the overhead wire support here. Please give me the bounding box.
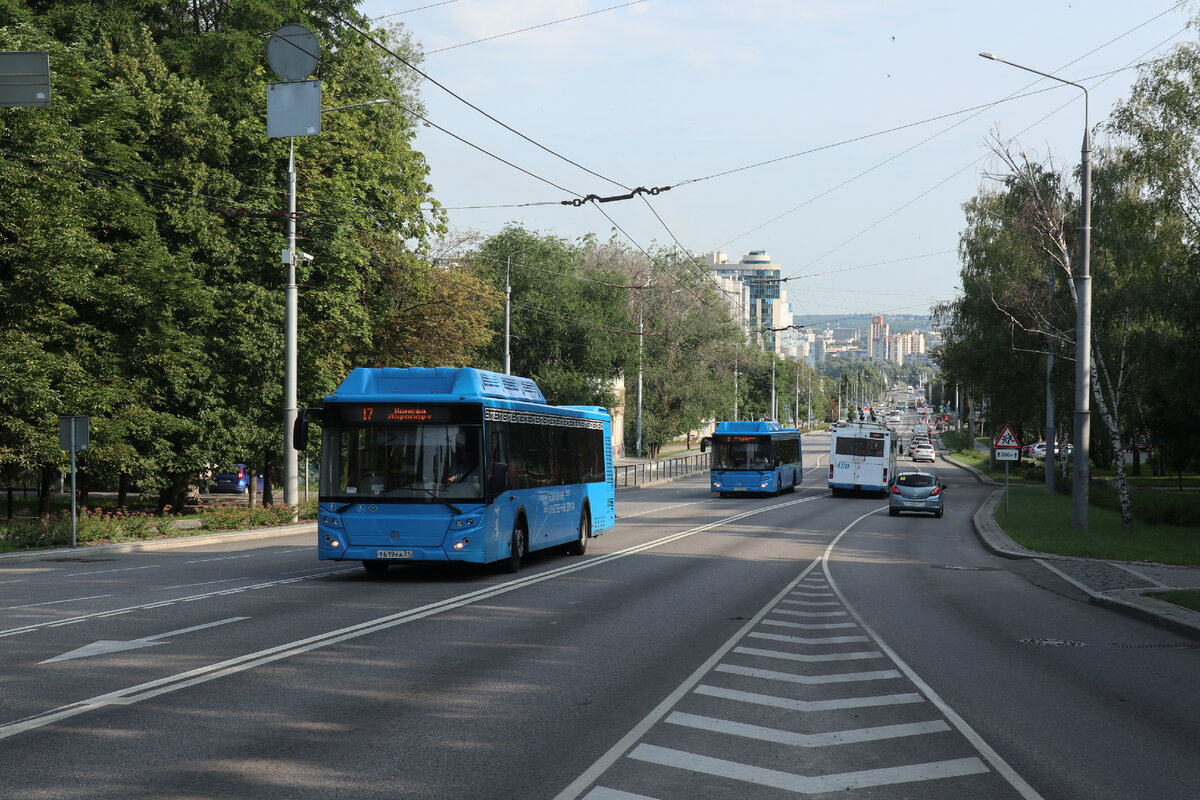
[561,185,671,206]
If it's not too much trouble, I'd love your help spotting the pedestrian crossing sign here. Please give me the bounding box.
[994,424,1020,449]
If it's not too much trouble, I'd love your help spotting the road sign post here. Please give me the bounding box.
[58,415,89,547]
[993,423,1021,513]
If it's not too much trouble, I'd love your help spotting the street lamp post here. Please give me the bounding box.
[281,97,391,514]
[980,52,1091,529]
[504,240,564,375]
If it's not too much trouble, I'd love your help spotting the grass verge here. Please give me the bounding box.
[991,486,1200,565]
[1148,590,1200,613]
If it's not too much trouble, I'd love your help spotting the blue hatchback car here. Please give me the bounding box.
[210,465,264,494]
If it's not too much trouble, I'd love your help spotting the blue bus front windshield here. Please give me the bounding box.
[713,435,773,470]
[322,418,484,503]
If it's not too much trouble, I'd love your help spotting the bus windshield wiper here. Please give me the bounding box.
[420,487,462,515]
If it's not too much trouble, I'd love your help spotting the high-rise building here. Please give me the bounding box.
[703,250,794,353]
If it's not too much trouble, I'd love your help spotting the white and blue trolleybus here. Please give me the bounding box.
[707,420,803,496]
[828,419,897,496]
[296,367,615,574]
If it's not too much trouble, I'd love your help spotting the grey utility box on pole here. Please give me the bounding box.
[0,51,50,107]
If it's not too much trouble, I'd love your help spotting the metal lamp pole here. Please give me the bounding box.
[505,240,562,375]
[980,52,1091,529]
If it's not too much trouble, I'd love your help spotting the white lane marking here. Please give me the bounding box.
[666,712,951,746]
[185,555,254,564]
[771,608,847,617]
[748,631,869,645]
[733,646,883,663]
[714,664,901,684]
[41,617,249,663]
[760,619,858,630]
[820,528,1047,799]
[556,504,1043,800]
[781,599,840,606]
[0,569,357,639]
[618,500,713,520]
[62,565,159,578]
[628,745,988,793]
[789,590,834,597]
[1,495,822,741]
[3,594,112,610]
[153,578,248,591]
[695,684,924,712]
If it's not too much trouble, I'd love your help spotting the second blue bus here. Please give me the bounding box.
[706,420,803,496]
[296,367,616,574]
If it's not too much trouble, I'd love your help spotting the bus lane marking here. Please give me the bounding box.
[0,496,820,742]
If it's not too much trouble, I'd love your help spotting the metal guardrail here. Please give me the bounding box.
[614,453,709,488]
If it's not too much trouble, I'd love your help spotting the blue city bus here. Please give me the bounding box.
[706,420,803,496]
[295,367,616,575]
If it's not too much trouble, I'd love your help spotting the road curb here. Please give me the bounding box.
[969,488,1200,641]
[0,523,316,565]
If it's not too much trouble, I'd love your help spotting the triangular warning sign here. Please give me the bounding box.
[994,424,1020,448]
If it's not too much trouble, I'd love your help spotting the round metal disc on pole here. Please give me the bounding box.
[267,24,320,82]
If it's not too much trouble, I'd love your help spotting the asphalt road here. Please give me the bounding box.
[1,430,1198,799]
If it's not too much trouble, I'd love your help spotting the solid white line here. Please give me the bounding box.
[62,565,159,578]
[617,499,713,520]
[665,712,951,746]
[695,684,924,711]
[714,663,901,684]
[628,745,988,793]
[152,579,247,591]
[184,555,254,564]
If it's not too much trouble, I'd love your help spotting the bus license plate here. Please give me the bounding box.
[376,549,413,559]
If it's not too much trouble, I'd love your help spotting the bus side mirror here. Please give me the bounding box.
[293,407,323,451]
[488,462,509,496]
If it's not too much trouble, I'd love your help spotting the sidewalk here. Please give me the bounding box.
[0,523,316,565]
[946,451,1200,641]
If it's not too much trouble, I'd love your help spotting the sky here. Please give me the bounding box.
[351,0,1195,321]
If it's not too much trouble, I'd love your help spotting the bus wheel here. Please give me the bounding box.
[566,508,590,555]
[502,523,526,574]
[362,560,389,576]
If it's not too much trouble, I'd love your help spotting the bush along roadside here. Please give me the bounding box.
[0,500,318,553]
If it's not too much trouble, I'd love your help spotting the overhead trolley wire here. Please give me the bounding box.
[314,0,631,193]
[424,0,648,55]
[216,0,586,198]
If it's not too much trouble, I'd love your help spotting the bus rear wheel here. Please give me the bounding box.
[566,508,590,555]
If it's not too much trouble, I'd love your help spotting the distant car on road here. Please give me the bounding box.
[210,465,264,494]
[889,470,944,517]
